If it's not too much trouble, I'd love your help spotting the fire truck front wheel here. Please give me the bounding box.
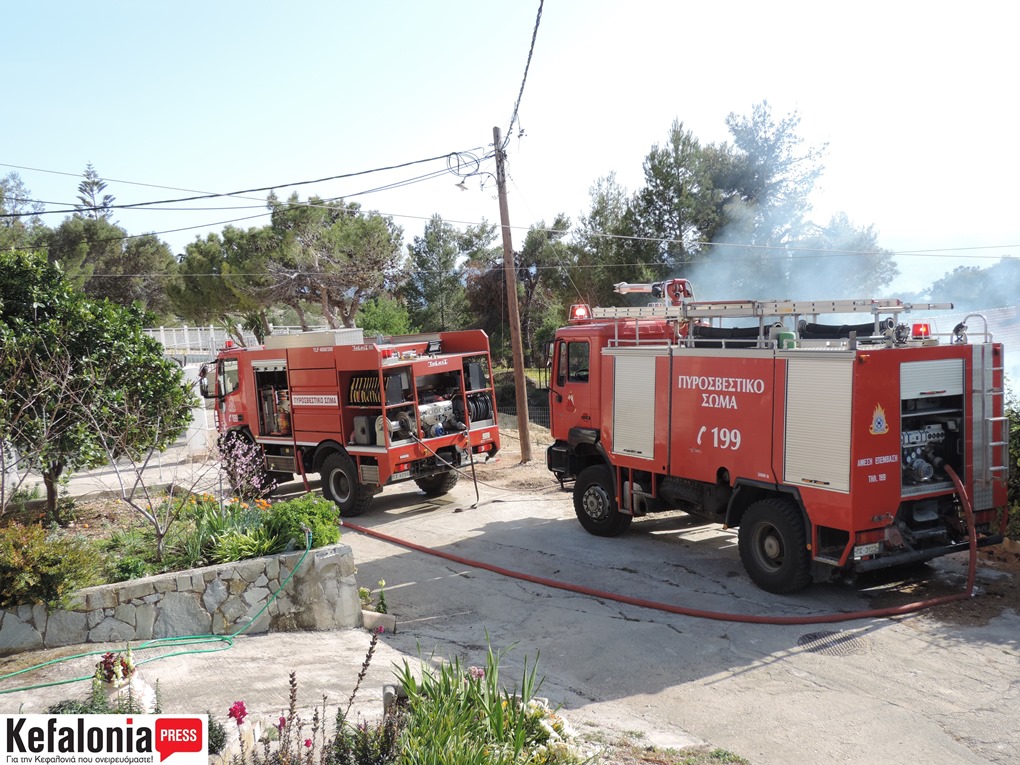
[574,465,633,537]
[321,452,372,517]
[738,498,811,593]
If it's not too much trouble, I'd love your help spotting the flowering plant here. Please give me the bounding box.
[228,700,248,727]
[94,648,136,685]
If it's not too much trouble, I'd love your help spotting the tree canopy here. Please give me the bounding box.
[0,250,194,519]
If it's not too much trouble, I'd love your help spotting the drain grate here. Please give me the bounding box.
[796,630,867,657]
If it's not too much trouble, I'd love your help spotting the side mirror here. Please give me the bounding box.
[198,365,211,399]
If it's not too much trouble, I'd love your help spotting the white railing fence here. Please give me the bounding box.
[143,325,328,354]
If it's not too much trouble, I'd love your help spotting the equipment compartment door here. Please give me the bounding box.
[611,353,657,459]
[784,354,853,493]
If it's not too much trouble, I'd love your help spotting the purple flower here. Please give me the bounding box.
[277,716,286,733]
[228,700,248,726]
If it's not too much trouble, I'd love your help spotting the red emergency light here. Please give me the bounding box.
[911,323,931,339]
[568,303,591,323]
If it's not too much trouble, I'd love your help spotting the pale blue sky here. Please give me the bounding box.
[3,1,1017,293]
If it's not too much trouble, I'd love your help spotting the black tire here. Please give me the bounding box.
[320,452,372,517]
[414,471,459,497]
[738,498,812,593]
[573,464,632,537]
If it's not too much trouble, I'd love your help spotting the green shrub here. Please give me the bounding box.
[207,712,226,755]
[263,493,340,549]
[209,527,282,564]
[392,643,579,765]
[111,555,156,581]
[0,523,103,608]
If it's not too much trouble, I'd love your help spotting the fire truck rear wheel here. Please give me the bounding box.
[738,498,811,593]
[414,471,459,497]
[321,452,372,517]
[574,465,633,537]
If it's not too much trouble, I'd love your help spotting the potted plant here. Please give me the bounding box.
[94,648,156,712]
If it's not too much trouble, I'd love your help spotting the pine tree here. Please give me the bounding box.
[75,162,116,220]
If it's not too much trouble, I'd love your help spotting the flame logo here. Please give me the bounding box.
[869,403,889,435]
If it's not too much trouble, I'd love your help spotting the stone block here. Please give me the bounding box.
[0,614,43,656]
[153,578,175,593]
[32,604,48,633]
[135,604,156,640]
[43,610,88,648]
[175,574,192,592]
[361,610,396,634]
[64,593,87,611]
[265,558,280,580]
[228,578,247,595]
[88,617,135,643]
[237,561,263,584]
[242,587,270,607]
[87,609,105,629]
[114,604,136,627]
[202,579,229,612]
[254,574,268,588]
[84,588,116,610]
[242,605,271,634]
[220,596,247,624]
[152,592,211,638]
[211,611,227,635]
[118,580,156,602]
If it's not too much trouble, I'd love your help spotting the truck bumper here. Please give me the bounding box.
[852,534,1004,572]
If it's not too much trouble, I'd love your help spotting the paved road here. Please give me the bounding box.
[4,467,1018,763]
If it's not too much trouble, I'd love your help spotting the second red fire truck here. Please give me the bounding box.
[547,280,1008,592]
[201,328,500,516]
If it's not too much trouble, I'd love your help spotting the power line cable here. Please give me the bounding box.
[502,0,544,149]
[0,149,492,218]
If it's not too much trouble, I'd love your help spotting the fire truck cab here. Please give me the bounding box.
[201,327,500,515]
[547,280,1009,592]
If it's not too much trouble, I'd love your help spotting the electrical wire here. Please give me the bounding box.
[0,150,487,218]
[502,0,544,149]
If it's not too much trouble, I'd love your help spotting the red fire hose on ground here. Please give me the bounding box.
[342,466,978,626]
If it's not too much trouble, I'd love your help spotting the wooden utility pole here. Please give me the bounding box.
[493,126,533,463]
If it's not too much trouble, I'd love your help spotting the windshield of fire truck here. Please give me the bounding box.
[220,358,239,395]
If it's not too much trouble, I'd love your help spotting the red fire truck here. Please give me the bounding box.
[201,328,500,515]
[546,280,1009,592]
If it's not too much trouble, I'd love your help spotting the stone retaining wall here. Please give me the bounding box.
[0,544,362,656]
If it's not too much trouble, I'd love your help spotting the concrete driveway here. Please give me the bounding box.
[332,475,1019,765]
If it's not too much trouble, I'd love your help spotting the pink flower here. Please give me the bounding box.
[468,666,485,681]
[375,626,386,635]
[304,739,312,748]
[228,700,248,726]
[277,716,286,732]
